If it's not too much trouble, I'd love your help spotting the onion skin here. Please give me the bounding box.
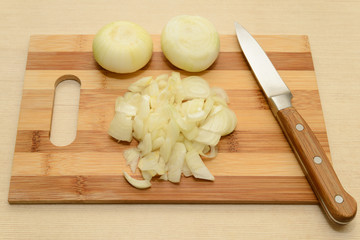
[161,15,220,72]
[93,21,153,74]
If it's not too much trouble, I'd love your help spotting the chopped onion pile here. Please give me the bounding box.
[93,21,153,74]
[108,72,237,189]
[161,15,220,72]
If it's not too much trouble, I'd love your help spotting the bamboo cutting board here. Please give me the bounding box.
[8,34,329,204]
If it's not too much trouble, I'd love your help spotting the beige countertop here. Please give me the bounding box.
[0,0,359,239]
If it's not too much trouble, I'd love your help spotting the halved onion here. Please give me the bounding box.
[161,15,220,72]
[93,21,153,74]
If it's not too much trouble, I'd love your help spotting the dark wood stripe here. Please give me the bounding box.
[26,52,314,71]
[8,175,317,204]
[14,129,329,153]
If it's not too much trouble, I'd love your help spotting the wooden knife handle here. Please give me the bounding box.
[277,107,357,224]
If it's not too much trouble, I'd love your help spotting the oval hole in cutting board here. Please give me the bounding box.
[50,75,81,146]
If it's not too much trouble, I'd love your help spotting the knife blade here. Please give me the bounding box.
[234,22,357,224]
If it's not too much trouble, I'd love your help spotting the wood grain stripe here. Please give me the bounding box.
[28,35,311,53]
[8,175,317,204]
[23,70,319,90]
[11,152,304,177]
[18,89,322,111]
[14,130,329,153]
[26,52,314,71]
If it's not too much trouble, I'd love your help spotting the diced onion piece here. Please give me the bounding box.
[184,139,206,153]
[141,170,156,181]
[123,148,140,173]
[126,93,142,108]
[211,87,229,103]
[142,81,159,98]
[224,107,238,135]
[157,157,166,175]
[182,160,192,177]
[177,133,185,142]
[123,171,151,189]
[182,126,199,141]
[199,145,218,159]
[115,96,137,117]
[166,119,180,146]
[133,115,145,140]
[138,133,152,156]
[194,128,221,146]
[93,21,153,74]
[200,106,237,136]
[182,76,210,100]
[181,98,206,121]
[161,15,220,72]
[167,142,187,183]
[185,151,214,181]
[138,151,164,177]
[169,105,195,131]
[108,112,133,142]
[159,173,168,180]
[146,112,169,133]
[160,137,172,163]
[152,136,165,151]
[128,76,153,93]
[155,74,169,84]
[137,95,150,119]
[202,97,214,119]
[138,151,159,170]
[211,95,227,106]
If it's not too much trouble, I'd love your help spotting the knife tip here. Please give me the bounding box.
[234,22,245,32]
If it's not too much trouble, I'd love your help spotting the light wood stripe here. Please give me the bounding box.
[8,175,317,204]
[14,129,330,154]
[28,35,311,53]
[23,70,319,90]
[18,89,322,111]
[26,52,314,71]
[16,108,328,137]
[11,152,304,177]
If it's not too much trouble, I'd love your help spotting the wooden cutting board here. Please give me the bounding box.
[8,34,329,204]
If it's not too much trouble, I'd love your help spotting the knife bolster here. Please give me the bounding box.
[269,93,293,116]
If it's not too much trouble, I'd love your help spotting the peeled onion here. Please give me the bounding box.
[161,15,220,72]
[93,21,153,73]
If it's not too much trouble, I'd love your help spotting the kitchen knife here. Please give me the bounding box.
[234,22,357,224]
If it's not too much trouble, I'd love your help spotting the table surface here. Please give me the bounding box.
[1,0,359,239]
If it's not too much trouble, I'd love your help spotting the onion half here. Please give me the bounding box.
[161,15,220,72]
[93,21,153,74]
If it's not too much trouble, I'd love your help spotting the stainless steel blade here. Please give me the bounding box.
[234,22,293,114]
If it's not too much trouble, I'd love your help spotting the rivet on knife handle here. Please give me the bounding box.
[277,107,357,224]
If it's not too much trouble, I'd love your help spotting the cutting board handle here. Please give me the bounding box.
[277,107,357,224]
